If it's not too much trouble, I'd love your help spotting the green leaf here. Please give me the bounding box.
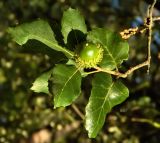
[52,64,82,108]
[61,8,87,44]
[8,20,73,58]
[31,69,53,94]
[87,28,129,70]
[22,40,67,64]
[85,73,129,138]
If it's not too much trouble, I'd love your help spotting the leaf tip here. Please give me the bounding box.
[30,84,35,92]
[88,132,96,138]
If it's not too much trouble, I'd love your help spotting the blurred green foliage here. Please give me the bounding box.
[0,0,160,142]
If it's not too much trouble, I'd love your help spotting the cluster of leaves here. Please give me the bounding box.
[8,8,130,138]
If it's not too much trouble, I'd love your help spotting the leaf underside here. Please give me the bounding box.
[85,73,129,138]
[52,64,82,108]
[87,28,129,70]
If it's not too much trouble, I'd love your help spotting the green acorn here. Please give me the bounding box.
[76,42,104,68]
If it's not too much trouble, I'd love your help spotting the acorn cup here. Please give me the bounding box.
[75,42,104,68]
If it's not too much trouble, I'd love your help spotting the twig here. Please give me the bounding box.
[95,61,149,78]
[146,0,157,73]
[71,104,84,119]
[131,117,160,128]
[120,15,160,39]
[153,16,160,21]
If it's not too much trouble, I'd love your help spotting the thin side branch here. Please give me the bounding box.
[131,117,160,128]
[95,60,149,78]
[153,16,160,21]
[71,104,84,120]
[147,0,157,72]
